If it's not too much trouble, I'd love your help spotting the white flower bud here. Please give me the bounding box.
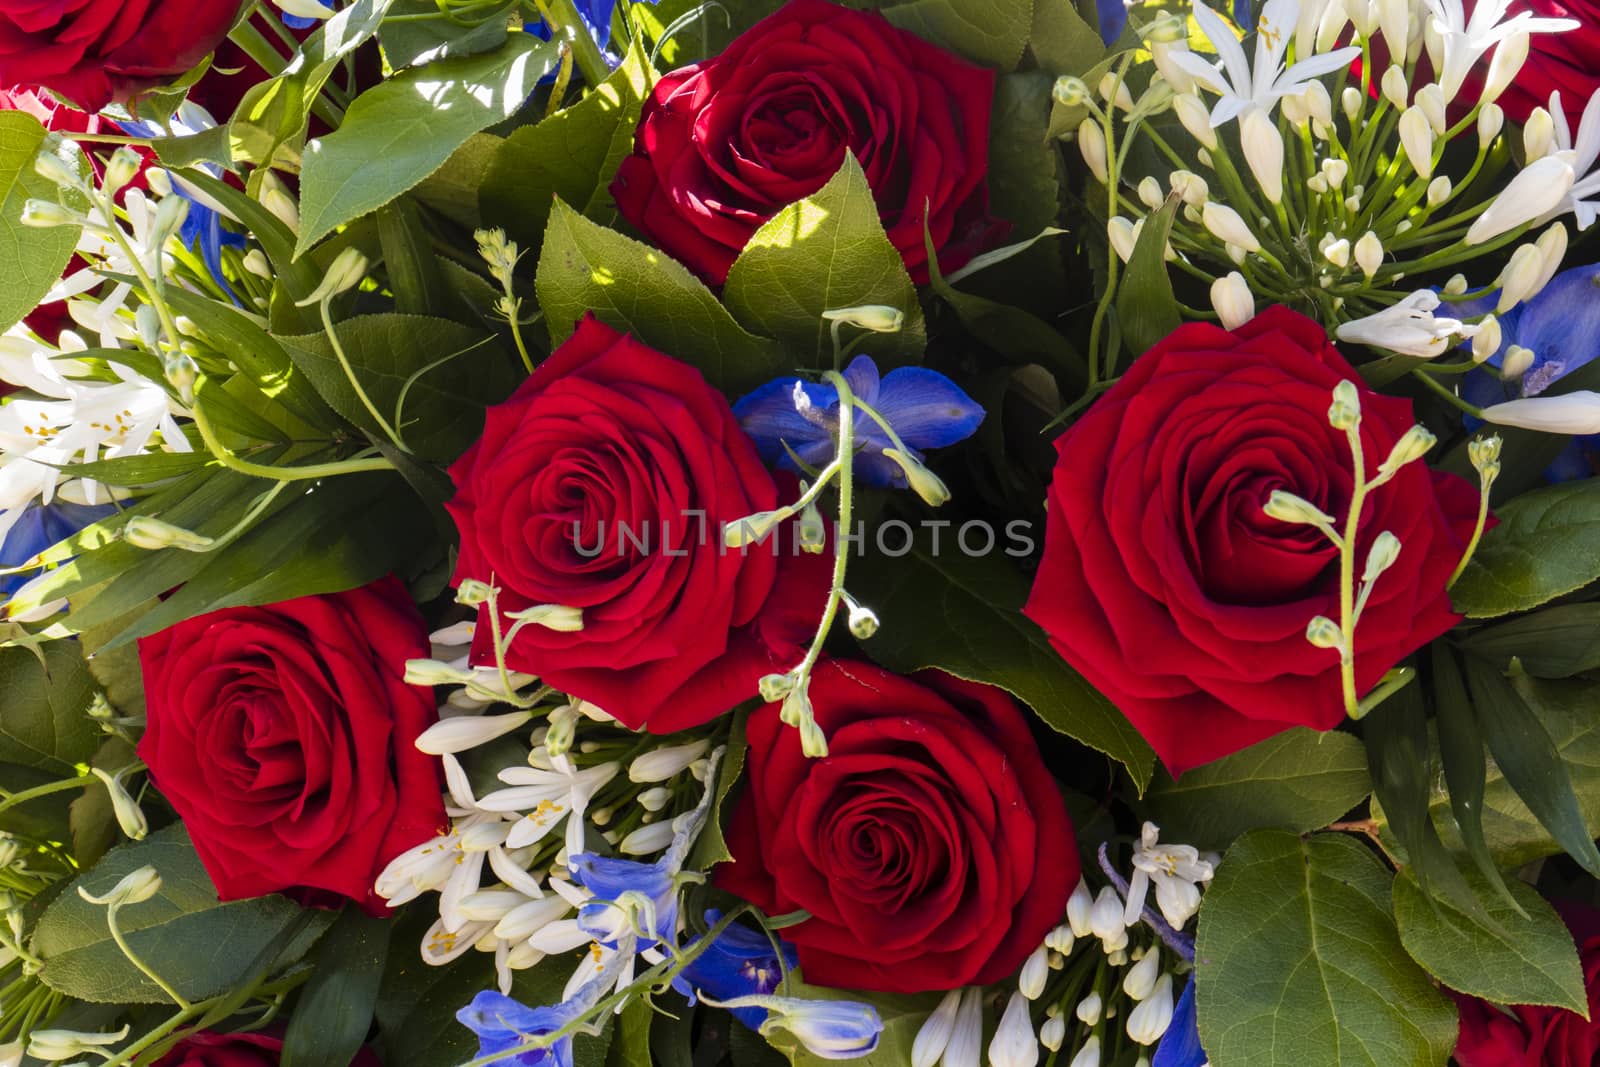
[1210,271,1254,330]
[1040,1016,1066,1053]
[102,147,143,195]
[1069,1036,1102,1067]
[759,671,798,702]
[1075,991,1104,1025]
[77,866,160,908]
[242,249,272,279]
[1468,153,1578,243]
[1426,175,1452,206]
[1282,90,1311,127]
[1097,71,1134,111]
[88,768,147,841]
[416,711,534,754]
[1524,106,1556,159]
[19,199,85,228]
[1497,243,1547,312]
[1502,343,1536,378]
[1533,221,1568,294]
[122,516,215,551]
[1046,924,1076,955]
[1306,82,1334,126]
[1472,314,1502,362]
[28,1026,131,1062]
[1306,615,1345,649]
[1138,176,1164,210]
[799,713,829,758]
[1381,66,1409,108]
[1089,886,1128,941]
[1127,975,1175,1044]
[1078,120,1108,183]
[1202,202,1261,252]
[1241,106,1285,203]
[295,246,368,307]
[1362,530,1403,582]
[1307,174,1330,194]
[1323,237,1351,268]
[1478,102,1505,149]
[1398,106,1435,178]
[988,992,1039,1067]
[847,602,879,639]
[1173,93,1218,149]
[1483,391,1600,434]
[1264,490,1336,527]
[1321,157,1349,189]
[723,507,792,547]
[1067,879,1094,937]
[912,989,963,1067]
[1329,379,1362,428]
[637,786,670,812]
[821,305,904,333]
[1108,217,1140,263]
[1380,424,1438,474]
[1416,83,1447,132]
[1481,31,1529,104]
[1053,76,1090,107]
[1342,86,1363,119]
[1354,231,1383,278]
[1444,273,1470,295]
[1123,946,1162,1000]
[882,447,951,507]
[1019,944,1050,999]
[1170,170,1208,205]
[629,740,710,782]
[619,821,676,855]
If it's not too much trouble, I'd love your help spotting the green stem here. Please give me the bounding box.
[1337,425,1367,717]
[321,299,407,450]
[0,775,93,815]
[535,0,611,87]
[1449,481,1494,588]
[106,902,193,1012]
[1410,368,1486,418]
[190,387,395,481]
[797,372,857,687]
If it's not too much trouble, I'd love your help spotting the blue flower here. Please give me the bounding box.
[1153,977,1204,1067]
[1460,263,1600,482]
[525,0,660,59]
[671,911,798,1031]
[280,0,334,30]
[567,852,679,951]
[733,356,985,489]
[0,501,116,600]
[456,989,586,1067]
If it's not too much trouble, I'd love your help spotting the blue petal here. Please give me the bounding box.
[673,911,798,1031]
[0,502,116,599]
[569,853,679,947]
[841,355,881,408]
[1507,264,1600,381]
[734,377,837,468]
[1153,977,1205,1067]
[457,991,576,1067]
[1096,0,1129,42]
[873,367,985,450]
[281,0,333,30]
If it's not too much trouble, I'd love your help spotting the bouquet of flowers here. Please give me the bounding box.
[4,0,1600,1062]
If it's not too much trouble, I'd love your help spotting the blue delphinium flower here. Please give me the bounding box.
[457,988,595,1067]
[671,910,798,1031]
[1460,262,1600,482]
[1152,977,1205,1067]
[0,500,116,600]
[567,852,679,951]
[733,355,984,489]
[280,0,335,30]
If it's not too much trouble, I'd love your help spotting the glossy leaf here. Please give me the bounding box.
[0,112,88,333]
[1451,477,1600,618]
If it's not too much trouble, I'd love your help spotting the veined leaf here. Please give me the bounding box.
[1451,477,1600,618]
[0,112,89,333]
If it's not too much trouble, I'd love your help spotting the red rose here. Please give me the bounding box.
[1464,0,1600,127]
[1455,902,1600,1066]
[609,0,1006,286]
[1023,306,1483,774]
[446,314,811,733]
[0,0,246,112]
[719,660,1076,993]
[151,1031,381,1067]
[137,578,446,912]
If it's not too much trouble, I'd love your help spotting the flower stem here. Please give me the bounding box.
[1337,425,1367,717]
[190,385,396,480]
[534,0,611,88]
[320,299,407,450]
[105,902,193,1012]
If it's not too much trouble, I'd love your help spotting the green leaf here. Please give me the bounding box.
[1460,604,1600,678]
[1140,728,1370,851]
[874,0,1034,70]
[297,35,561,255]
[1451,477,1600,618]
[377,196,454,319]
[0,642,101,775]
[33,823,309,1004]
[150,123,234,168]
[1115,194,1181,364]
[1194,829,1457,1067]
[282,909,391,1067]
[56,451,209,487]
[479,38,658,251]
[1028,0,1106,76]
[848,532,1155,792]
[0,763,71,843]
[1393,866,1586,1015]
[689,709,749,871]
[414,131,501,231]
[606,996,653,1067]
[1432,643,1521,913]
[1462,654,1600,877]
[723,155,925,367]
[380,0,513,67]
[0,112,89,334]
[279,313,516,462]
[985,71,1062,240]
[535,198,786,393]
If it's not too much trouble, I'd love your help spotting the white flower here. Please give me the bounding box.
[478,760,619,853]
[1018,944,1050,1000]
[1468,153,1578,242]
[1122,822,1216,929]
[1544,89,1600,230]
[1127,975,1176,1044]
[1420,0,1574,104]
[942,987,985,1067]
[1398,105,1435,178]
[912,988,964,1067]
[628,740,709,782]
[1075,992,1104,1025]
[1089,885,1130,945]
[1123,946,1162,1000]
[1483,392,1600,434]
[1335,290,1466,358]
[988,992,1039,1067]
[1066,879,1094,938]
[1166,0,1361,129]
[1068,1035,1102,1067]
[1201,202,1262,252]
[0,333,189,543]
[1211,272,1255,329]
[415,710,535,754]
